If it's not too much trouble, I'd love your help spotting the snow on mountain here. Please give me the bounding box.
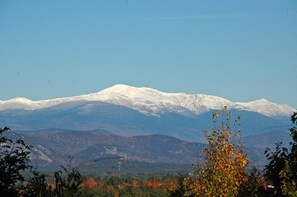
[234,99,294,117]
[0,84,294,117]
[31,145,53,164]
[93,85,233,115]
[0,97,37,111]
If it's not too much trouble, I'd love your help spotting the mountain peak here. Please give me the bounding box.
[0,97,34,111]
[0,84,294,117]
[99,84,162,95]
[235,98,293,117]
[9,97,33,103]
[252,98,270,103]
[102,84,134,92]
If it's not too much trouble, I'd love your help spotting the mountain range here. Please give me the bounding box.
[0,84,293,117]
[0,84,295,168]
[8,128,282,169]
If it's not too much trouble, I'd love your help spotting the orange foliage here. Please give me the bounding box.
[187,107,248,197]
[82,178,97,187]
[132,179,139,187]
[81,176,179,194]
[81,178,104,188]
[146,180,162,189]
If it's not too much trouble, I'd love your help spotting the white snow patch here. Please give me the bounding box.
[30,145,53,163]
[0,84,294,117]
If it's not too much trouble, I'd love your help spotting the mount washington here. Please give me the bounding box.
[0,84,293,117]
[0,84,294,141]
[0,84,295,167]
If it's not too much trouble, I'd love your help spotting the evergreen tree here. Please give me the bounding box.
[264,112,297,196]
[0,127,31,196]
[23,171,53,197]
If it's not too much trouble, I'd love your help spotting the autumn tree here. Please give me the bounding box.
[187,107,248,197]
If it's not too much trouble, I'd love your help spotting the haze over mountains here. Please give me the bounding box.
[0,85,295,168]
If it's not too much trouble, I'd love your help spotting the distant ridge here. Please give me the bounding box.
[0,84,294,117]
[1,85,294,168]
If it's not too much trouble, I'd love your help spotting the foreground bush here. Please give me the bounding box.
[263,112,297,196]
[186,107,248,197]
[0,127,31,196]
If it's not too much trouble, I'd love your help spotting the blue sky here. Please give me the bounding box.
[0,0,296,108]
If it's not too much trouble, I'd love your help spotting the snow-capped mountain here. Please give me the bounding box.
[2,85,294,168]
[0,84,294,117]
[0,84,295,142]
